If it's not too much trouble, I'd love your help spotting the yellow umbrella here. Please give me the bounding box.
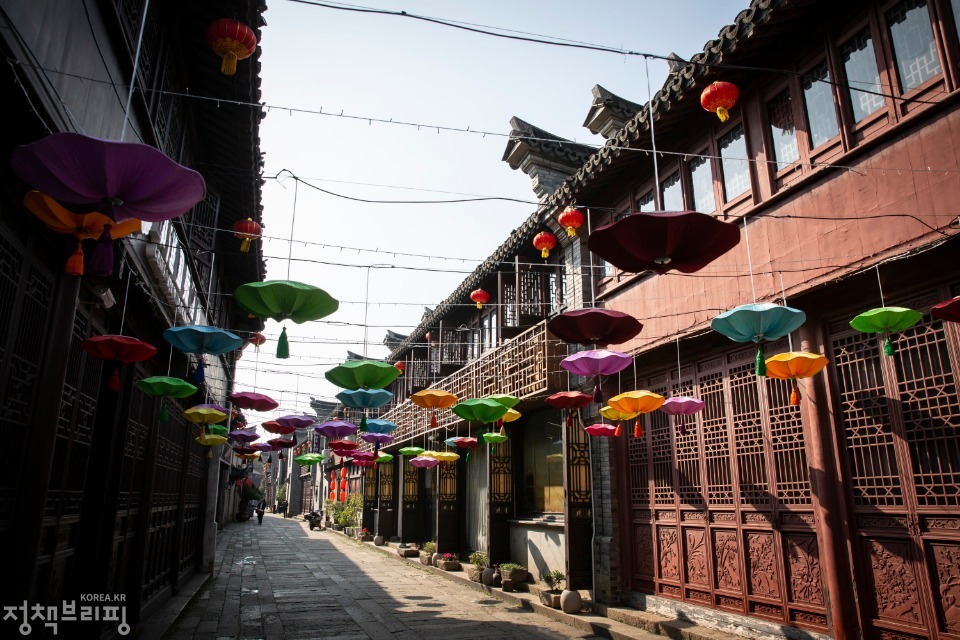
[598,405,639,437]
[183,404,228,425]
[608,390,665,437]
[765,352,828,405]
[195,432,227,457]
[432,451,460,465]
[411,389,459,428]
[420,450,439,458]
[237,452,261,461]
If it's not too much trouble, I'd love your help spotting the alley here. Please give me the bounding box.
[167,514,602,640]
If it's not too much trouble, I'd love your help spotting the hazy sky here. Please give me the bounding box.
[234,0,750,424]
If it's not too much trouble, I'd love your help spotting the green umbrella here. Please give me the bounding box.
[208,424,228,437]
[451,398,509,424]
[850,307,922,355]
[485,394,520,409]
[135,376,197,421]
[376,453,394,464]
[481,430,509,453]
[294,452,324,466]
[398,446,425,457]
[325,360,401,390]
[234,280,339,358]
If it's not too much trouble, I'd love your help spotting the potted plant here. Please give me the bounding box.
[439,553,460,571]
[358,527,373,542]
[467,551,487,582]
[421,541,436,565]
[539,569,564,608]
[499,563,528,584]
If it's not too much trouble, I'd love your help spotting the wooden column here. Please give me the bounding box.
[170,416,193,591]
[798,323,859,640]
[400,458,421,543]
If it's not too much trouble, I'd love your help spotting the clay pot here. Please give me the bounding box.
[481,568,495,585]
[501,578,514,592]
[373,535,384,546]
[560,590,582,614]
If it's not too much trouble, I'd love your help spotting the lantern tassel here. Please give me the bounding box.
[160,404,169,421]
[66,240,84,276]
[277,326,290,359]
[541,248,549,259]
[755,344,766,377]
[566,227,576,237]
[466,452,470,462]
[476,301,483,309]
[883,336,895,356]
[360,415,368,432]
[614,423,622,437]
[89,225,114,276]
[221,51,238,76]
[716,106,729,122]
[678,416,687,436]
[431,413,438,429]
[240,237,252,253]
[107,365,120,391]
[194,359,205,384]
[790,379,801,406]
[593,380,603,405]
[633,420,643,438]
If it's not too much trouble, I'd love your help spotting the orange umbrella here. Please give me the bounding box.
[608,391,665,437]
[764,352,828,405]
[411,389,458,428]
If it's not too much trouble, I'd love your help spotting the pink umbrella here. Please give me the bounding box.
[451,437,479,449]
[353,459,375,467]
[230,391,278,412]
[660,397,706,435]
[410,456,440,469]
[315,420,359,439]
[560,350,632,404]
[351,451,376,462]
[584,424,618,438]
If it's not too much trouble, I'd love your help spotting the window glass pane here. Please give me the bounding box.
[661,172,683,210]
[953,0,960,40]
[768,91,799,168]
[887,0,940,92]
[719,124,750,200]
[637,191,655,212]
[522,419,564,515]
[689,153,716,213]
[801,61,840,148]
[841,28,885,122]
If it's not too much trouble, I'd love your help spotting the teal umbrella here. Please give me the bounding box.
[336,388,393,409]
[234,280,339,358]
[711,303,806,375]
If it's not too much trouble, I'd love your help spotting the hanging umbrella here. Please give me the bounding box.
[268,436,297,449]
[503,409,521,423]
[230,391,279,412]
[850,307,923,356]
[584,424,619,438]
[251,442,276,453]
[22,191,141,276]
[608,390,665,437]
[234,280,339,358]
[485,394,520,409]
[163,325,243,384]
[451,437,479,449]
[546,391,594,427]
[136,376,197,421]
[183,404,228,424]
[326,360,401,390]
[364,419,398,435]
[237,452,261,461]
[765,352,829,405]
[375,453,394,465]
[410,456,440,468]
[195,433,228,449]
[208,425,229,437]
[262,420,297,435]
[432,451,460,465]
[711,303,806,375]
[233,444,258,455]
[351,451,376,463]
[588,211,740,274]
[276,415,317,431]
[11,132,206,223]
[228,427,260,443]
[336,389,393,409]
[932,297,960,323]
[411,389,459,428]
[548,308,643,346]
[328,439,358,452]
[398,446,425,457]
[660,397,706,435]
[294,452,324,466]
[560,349,632,404]
[314,420,359,439]
[481,431,509,447]
[451,398,509,425]
[361,432,394,446]
[81,335,157,391]
[599,405,639,436]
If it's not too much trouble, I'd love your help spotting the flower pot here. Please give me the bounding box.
[420,554,432,565]
[374,535,384,546]
[506,568,528,583]
[539,591,561,608]
[431,552,442,567]
[359,534,373,542]
[466,567,482,582]
[501,578,515,592]
[560,590,583,614]
[481,568,495,585]
[439,561,460,571]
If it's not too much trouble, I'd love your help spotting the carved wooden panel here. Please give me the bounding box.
[867,539,923,624]
[785,534,824,606]
[658,526,680,582]
[684,528,709,586]
[929,542,960,633]
[635,526,654,578]
[713,529,742,591]
[746,532,780,598]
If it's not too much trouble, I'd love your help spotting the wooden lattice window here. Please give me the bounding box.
[403,462,418,501]
[730,361,770,507]
[380,462,394,502]
[765,377,812,506]
[701,369,734,507]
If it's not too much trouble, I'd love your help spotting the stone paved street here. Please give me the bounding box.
[168,513,602,640]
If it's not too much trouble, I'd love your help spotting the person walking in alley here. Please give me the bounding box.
[256,499,266,525]
[278,499,287,518]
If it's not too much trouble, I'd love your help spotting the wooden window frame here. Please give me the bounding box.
[759,81,807,195]
[714,118,755,217]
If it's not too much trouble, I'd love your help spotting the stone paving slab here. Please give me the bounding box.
[165,513,606,640]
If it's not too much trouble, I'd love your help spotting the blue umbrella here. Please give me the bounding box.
[164,325,243,383]
[336,388,393,409]
[364,419,398,435]
[711,303,806,375]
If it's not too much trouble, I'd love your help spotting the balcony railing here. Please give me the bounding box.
[379,320,565,445]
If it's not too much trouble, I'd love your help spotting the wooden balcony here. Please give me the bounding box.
[379,320,566,445]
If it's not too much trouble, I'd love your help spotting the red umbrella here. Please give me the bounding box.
[584,424,618,438]
[230,391,279,412]
[329,439,358,451]
[588,211,740,275]
[81,335,157,390]
[932,297,960,323]
[546,391,594,426]
[267,436,296,449]
[548,308,643,346]
[262,420,296,435]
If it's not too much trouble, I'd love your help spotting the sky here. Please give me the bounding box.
[233,0,751,426]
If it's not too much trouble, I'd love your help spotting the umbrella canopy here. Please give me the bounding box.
[485,394,520,409]
[364,419,398,435]
[183,404,228,424]
[376,454,394,464]
[352,459,375,467]
[398,446,425,457]
[325,360,401,390]
[411,389,459,409]
[234,280,339,324]
[608,391,665,415]
[559,349,632,377]
[503,408,521,423]
[584,424,619,438]
[233,444,258,455]
[196,433,227,447]
[136,376,197,398]
[599,406,639,421]
[932,297,960,323]
[164,325,243,355]
[236,453,261,461]
[765,351,829,405]
[294,453,324,466]
[351,451,376,462]
[207,425,228,437]
[588,210,741,274]
[660,396,706,435]
[81,335,157,363]
[545,391,593,410]
[481,432,509,445]
[548,308,643,346]
[230,391,279,412]
[228,427,260,443]
[11,132,206,223]
[328,439,358,451]
[276,415,317,430]
[336,388,393,409]
[850,307,923,355]
[410,456,440,468]
[451,398,509,424]
[432,451,460,464]
[262,420,297,435]
[251,442,276,453]
[712,303,806,374]
[268,436,297,449]
[315,420,359,439]
[451,437,479,449]
[360,432,394,445]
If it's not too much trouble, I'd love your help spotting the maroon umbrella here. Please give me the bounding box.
[233,444,258,455]
[11,133,205,223]
[251,442,275,453]
[276,415,316,431]
[81,335,157,390]
[932,297,960,323]
[548,308,643,346]
[230,391,279,412]
[262,420,296,435]
[588,211,740,274]
[268,436,296,449]
[546,391,594,426]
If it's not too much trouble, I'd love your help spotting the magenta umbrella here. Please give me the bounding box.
[588,211,740,274]
[230,391,278,412]
[262,420,296,436]
[548,308,643,346]
[11,132,206,223]
[360,432,394,446]
[660,397,706,435]
[351,451,376,462]
[228,427,260,443]
[560,349,632,404]
[451,437,480,449]
[276,415,316,431]
[315,420,359,439]
[410,456,440,469]
[584,424,619,438]
[353,459,375,467]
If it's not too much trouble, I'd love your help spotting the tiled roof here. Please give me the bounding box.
[501,117,594,168]
[582,84,644,127]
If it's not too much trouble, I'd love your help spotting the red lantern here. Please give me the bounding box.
[329,491,336,501]
[207,19,257,76]
[339,479,347,490]
[232,218,262,253]
[394,361,406,375]
[424,332,433,343]
[533,231,557,259]
[700,81,739,122]
[470,288,490,309]
[558,207,584,237]
[339,490,347,502]
[340,467,348,478]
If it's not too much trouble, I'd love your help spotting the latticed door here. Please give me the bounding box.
[829,289,960,640]
[628,340,827,630]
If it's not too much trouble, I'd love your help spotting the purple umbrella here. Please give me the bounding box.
[251,442,275,453]
[351,451,376,462]
[560,349,632,405]
[660,397,706,435]
[11,132,206,223]
[410,456,440,469]
[314,420,358,439]
[228,427,260,443]
[360,431,394,455]
[276,415,316,431]
[268,436,296,449]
